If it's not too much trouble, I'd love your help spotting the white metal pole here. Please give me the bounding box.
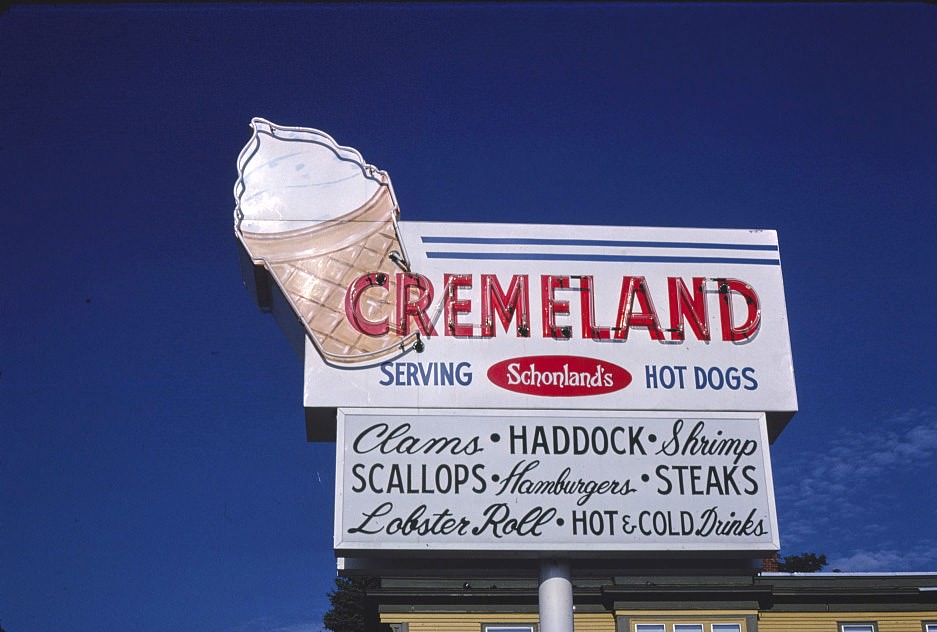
[539,559,573,632]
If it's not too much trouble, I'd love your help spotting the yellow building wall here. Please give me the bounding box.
[381,611,537,632]
[758,611,937,632]
[574,612,616,632]
[379,611,616,632]
[382,610,937,632]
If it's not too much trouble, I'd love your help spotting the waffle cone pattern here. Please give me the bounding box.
[239,186,416,364]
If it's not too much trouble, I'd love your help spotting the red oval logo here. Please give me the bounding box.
[487,355,632,397]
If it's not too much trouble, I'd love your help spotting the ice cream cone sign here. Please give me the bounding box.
[234,118,417,365]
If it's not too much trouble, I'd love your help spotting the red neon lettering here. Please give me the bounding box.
[668,276,710,341]
[480,274,530,337]
[344,273,390,336]
[718,278,761,342]
[395,273,437,337]
[614,276,664,341]
[444,273,473,337]
[578,276,611,340]
[541,275,571,338]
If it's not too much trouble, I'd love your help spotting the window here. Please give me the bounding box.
[840,624,876,632]
[674,625,703,632]
[924,624,937,632]
[712,626,741,632]
[635,626,665,632]
[483,625,535,632]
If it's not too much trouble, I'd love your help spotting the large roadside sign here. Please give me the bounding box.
[335,409,779,556]
[234,118,796,562]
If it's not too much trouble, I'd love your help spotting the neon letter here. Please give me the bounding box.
[541,275,571,338]
[444,274,474,337]
[344,273,390,336]
[481,274,530,337]
[614,276,664,341]
[395,273,438,337]
[579,276,611,340]
[668,276,710,341]
[717,278,761,342]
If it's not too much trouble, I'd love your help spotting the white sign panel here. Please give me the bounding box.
[335,409,779,554]
[304,222,796,420]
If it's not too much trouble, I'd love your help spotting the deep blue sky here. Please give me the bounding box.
[2,4,936,632]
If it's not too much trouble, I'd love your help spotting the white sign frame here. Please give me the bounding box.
[304,223,796,430]
[335,408,779,556]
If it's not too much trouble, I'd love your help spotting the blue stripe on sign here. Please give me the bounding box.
[424,251,781,265]
[420,236,779,252]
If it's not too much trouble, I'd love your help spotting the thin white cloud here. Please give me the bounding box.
[276,625,325,632]
[774,406,937,566]
[830,540,937,572]
[233,617,326,632]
